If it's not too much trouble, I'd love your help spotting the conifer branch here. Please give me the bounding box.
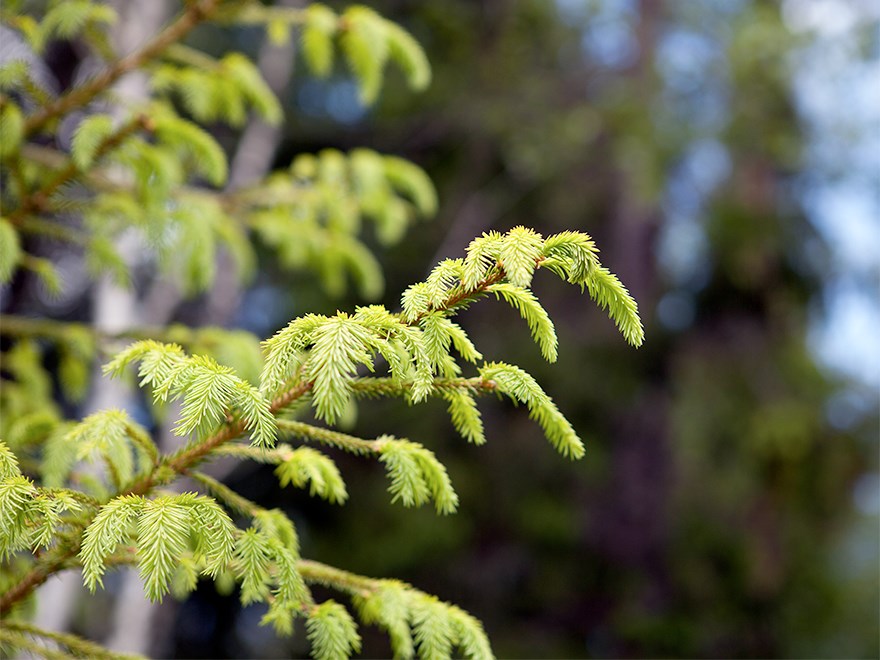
[0,314,258,362]
[0,544,79,615]
[277,419,382,455]
[297,561,494,659]
[350,376,496,398]
[125,377,314,496]
[22,0,220,137]
[0,374,313,613]
[6,115,149,225]
[0,619,145,660]
[275,421,456,513]
[0,0,649,651]
[189,470,261,518]
[297,559,379,595]
[0,629,71,660]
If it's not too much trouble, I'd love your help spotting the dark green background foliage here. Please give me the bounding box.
[1,0,877,658]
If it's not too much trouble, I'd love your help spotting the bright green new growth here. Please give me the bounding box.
[378,438,459,514]
[274,446,349,504]
[79,493,236,599]
[104,342,276,447]
[0,440,83,560]
[306,600,363,660]
[42,409,156,491]
[0,2,644,658]
[2,224,639,654]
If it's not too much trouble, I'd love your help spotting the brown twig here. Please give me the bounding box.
[7,115,149,226]
[22,0,219,138]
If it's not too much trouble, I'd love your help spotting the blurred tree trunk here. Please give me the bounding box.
[592,0,669,577]
[140,2,303,655]
[30,3,171,652]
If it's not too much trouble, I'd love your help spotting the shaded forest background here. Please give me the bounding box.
[4,0,878,658]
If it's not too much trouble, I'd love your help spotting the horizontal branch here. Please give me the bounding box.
[350,376,496,398]
[0,619,145,660]
[0,314,253,357]
[297,559,383,597]
[0,629,70,660]
[276,419,383,455]
[190,470,261,517]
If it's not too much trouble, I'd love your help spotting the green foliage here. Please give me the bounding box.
[42,409,155,491]
[541,231,644,346]
[151,109,228,186]
[0,102,24,159]
[151,51,281,127]
[0,2,645,658]
[384,21,432,92]
[354,581,492,660]
[339,7,390,106]
[306,600,362,660]
[104,341,275,446]
[0,440,82,559]
[294,3,432,104]
[0,218,21,283]
[354,581,415,657]
[583,265,644,347]
[251,148,436,299]
[480,362,584,459]
[275,446,348,504]
[233,516,307,634]
[80,493,235,600]
[487,283,557,362]
[29,0,116,52]
[261,226,640,456]
[442,389,486,445]
[70,114,115,170]
[273,420,464,513]
[377,437,459,514]
[301,4,337,77]
[0,619,145,660]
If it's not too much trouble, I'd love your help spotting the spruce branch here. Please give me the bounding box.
[0,543,79,615]
[5,114,148,225]
[277,419,382,455]
[298,561,494,660]
[0,376,313,613]
[0,629,70,660]
[297,559,382,595]
[22,0,221,137]
[275,421,457,513]
[350,375,496,396]
[190,470,261,517]
[0,314,258,363]
[0,226,642,644]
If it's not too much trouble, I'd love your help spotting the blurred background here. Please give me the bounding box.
[7,0,880,657]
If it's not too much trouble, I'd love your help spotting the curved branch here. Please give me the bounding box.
[297,559,382,596]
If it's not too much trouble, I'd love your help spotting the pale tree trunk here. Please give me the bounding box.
[111,2,301,655]
[99,1,178,651]
[30,1,300,652]
[204,0,301,323]
[30,1,171,651]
